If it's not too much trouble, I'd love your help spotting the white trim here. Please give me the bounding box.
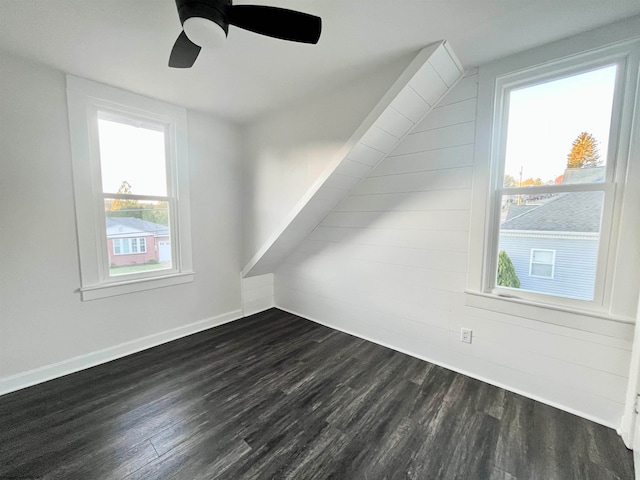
[66,75,193,300]
[275,305,618,429]
[80,271,194,301]
[0,309,243,397]
[500,230,599,241]
[465,290,635,331]
[619,291,640,448]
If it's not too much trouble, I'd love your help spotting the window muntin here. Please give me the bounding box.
[530,249,555,278]
[490,61,621,305]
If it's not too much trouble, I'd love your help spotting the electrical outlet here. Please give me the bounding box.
[460,328,472,344]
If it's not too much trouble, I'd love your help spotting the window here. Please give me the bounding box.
[467,34,640,319]
[530,249,555,279]
[113,238,148,255]
[491,65,618,302]
[67,76,193,300]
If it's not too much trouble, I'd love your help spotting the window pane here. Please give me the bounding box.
[503,65,617,188]
[532,250,553,264]
[496,191,604,300]
[531,263,553,278]
[97,114,167,196]
[105,199,172,276]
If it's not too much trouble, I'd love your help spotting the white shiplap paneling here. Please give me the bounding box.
[274,71,633,428]
[242,42,464,278]
[242,273,274,316]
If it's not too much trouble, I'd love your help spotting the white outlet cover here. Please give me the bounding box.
[460,328,472,344]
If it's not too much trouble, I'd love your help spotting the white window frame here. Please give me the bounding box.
[467,28,640,325]
[67,76,193,301]
[529,249,556,279]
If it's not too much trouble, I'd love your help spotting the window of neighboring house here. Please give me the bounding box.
[467,34,640,319]
[113,238,148,255]
[530,249,555,279]
[67,76,193,301]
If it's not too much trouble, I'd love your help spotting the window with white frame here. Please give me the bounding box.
[467,35,640,316]
[529,249,555,279]
[67,76,193,301]
[113,238,148,255]
[492,64,618,302]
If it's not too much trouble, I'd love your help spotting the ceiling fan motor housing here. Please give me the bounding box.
[175,0,230,35]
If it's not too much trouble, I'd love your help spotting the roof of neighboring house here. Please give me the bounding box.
[505,204,540,221]
[563,166,605,184]
[501,191,602,232]
[106,217,169,237]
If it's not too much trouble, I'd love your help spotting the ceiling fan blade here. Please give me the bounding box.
[169,31,202,68]
[228,5,321,44]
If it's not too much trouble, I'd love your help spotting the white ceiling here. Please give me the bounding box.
[1,1,639,122]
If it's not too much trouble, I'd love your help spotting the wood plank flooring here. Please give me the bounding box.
[0,308,634,479]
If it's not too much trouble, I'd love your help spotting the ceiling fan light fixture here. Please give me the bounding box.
[169,0,321,68]
[183,17,227,48]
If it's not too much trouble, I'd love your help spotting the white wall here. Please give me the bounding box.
[274,68,636,428]
[242,54,415,265]
[242,274,274,317]
[0,50,243,389]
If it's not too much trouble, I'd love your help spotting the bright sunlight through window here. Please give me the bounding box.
[97,114,172,277]
[495,65,617,301]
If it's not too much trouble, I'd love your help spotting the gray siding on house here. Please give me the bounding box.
[498,233,599,300]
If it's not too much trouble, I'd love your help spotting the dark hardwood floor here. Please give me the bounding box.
[0,308,634,479]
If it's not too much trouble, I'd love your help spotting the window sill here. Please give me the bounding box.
[80,272,194,301]
[464,290,634,336]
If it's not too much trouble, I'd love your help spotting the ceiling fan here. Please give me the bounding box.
[169,0,322,68]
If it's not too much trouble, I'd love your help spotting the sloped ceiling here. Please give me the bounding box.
[1,1,639,122]
[243,42,463,277]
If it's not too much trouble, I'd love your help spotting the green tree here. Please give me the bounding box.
[140,203,169,226]
[497,250,520,288]
[566,132,601,169]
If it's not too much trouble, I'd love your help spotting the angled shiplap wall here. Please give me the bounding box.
[274,69,634,428]
[242,274,274,316]
[243,42,463,277]
[242,54,416,266]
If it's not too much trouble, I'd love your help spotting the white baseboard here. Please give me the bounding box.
[276,305,617,430]
[243,297,275,317]
[0,309,243,397]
